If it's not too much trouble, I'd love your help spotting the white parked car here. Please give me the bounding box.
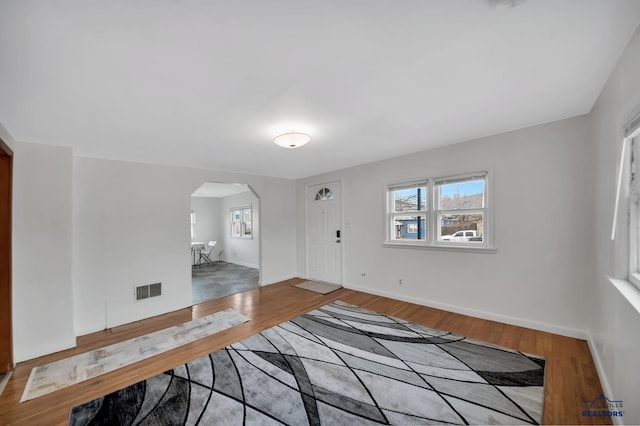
[441,230,479,241]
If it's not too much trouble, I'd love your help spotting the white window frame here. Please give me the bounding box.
[384,172,495,253]
[626,117,640,290]
[387,180,428,246]
[434,173,488,245]
[231,205,252,239]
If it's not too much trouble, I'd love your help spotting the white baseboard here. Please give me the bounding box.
[259,273,298,286]
[343,283,589,339]
[15,339,77,363]
[586,336,622,424]
[75,324,104,336]
[222,259,259,269]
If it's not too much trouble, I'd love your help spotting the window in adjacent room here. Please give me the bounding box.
[386,172,491,250]
[190,211,196,239]
[231,205,252,238]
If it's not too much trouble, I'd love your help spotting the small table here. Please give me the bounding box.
[191,242,205,267]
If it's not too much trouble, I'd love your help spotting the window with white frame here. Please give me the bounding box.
[231,205,252,238]
[386,172,490,249]
[190,211,196,239]
[435,174,486,243]
[626,114,640,289]
[388,182,427,241]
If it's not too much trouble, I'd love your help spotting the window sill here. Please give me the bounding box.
[383,242,497,254]
[608,277,640,316]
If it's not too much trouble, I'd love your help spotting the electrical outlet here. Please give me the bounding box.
[398,278,403,286]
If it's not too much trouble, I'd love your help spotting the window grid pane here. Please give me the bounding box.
[393,186,427,212]
[437,179,485,210]
[391,214,427,241]
[437,212,485,243]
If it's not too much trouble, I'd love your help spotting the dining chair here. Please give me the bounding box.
[200,241,217,264]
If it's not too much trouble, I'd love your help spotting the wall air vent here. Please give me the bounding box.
[135,282,162,301]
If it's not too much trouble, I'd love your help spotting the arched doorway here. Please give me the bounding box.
[190,182,260,303]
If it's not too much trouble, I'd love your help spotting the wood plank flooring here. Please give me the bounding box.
[0,278,610,425]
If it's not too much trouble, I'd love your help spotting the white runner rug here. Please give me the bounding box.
[21,308,249,402]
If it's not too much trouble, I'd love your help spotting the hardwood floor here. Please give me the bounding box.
[0,278,609,425]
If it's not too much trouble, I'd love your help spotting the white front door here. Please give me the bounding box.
[306,181,342,284]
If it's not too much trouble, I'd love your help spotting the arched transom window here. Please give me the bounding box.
[315,188,334,201]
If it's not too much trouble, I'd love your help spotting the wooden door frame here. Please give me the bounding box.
[0,137,13,372]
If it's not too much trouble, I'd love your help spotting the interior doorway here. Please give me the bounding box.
[0,139,13,374]
[189,182,260,304]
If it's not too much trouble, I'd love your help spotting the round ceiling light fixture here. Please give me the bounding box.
[490,0,526,9]
[273,132,311,149]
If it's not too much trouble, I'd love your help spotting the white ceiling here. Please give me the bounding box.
[1,1,639,179]
[191,182,250,198]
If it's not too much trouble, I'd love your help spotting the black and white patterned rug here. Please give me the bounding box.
[69,301,546,425]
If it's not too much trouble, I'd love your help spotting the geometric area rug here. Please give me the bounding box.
[69,301,546,425]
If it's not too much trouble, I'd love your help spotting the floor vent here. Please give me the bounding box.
[135,282,162,301]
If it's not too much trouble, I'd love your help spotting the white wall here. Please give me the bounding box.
[220,190,260,269]
[297,115,594,338]
[73,157,296,335]
[591,26,640,424]
[12,142,75,362]
[73,158,193,334]
[190,196,222,259]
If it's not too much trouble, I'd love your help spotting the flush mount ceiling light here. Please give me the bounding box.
[273,132,311,149]
[490,0,526,8]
